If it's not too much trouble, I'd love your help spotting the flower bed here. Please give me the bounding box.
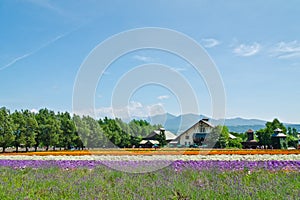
[0,159,300,172]
[1,154,300,161]
[1,149,300,156]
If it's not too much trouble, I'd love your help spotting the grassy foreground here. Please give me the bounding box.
[0,166,299,200]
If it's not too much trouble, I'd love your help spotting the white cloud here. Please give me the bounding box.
[233,42,261,57]
[94,101,165,119]
[148,103,165,116]
[30,108,38,113]
[202,38,220,48]
[157,95,170,100]
[270,40,300,59]
[133,55,154,62]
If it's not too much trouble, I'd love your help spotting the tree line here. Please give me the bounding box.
[228,118,299,149]
[0,107,161,152]
[1,106,298,152]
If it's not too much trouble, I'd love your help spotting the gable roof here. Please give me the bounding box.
[176,119,214,139]
[139,140,159,145]
[144,129,177,140]
[274,128,282,132]
[200,119,214,128]
[247,129,254,133]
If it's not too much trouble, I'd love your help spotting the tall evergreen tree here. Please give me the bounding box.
[11,110,26,152]
[22,110,38,152]
[0,107,15,152]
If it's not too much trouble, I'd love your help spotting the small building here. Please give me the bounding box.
[139,140,159,148]
[139,128,176,147]
[271,128,287,149]
[242,129,258,149]
[144,128,177,142]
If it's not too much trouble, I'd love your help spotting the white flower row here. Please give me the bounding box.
[0,154,300,161]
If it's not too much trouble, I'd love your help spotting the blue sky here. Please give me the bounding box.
[1,0,300,123]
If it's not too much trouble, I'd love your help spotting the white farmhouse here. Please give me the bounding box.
[176,119,213,147]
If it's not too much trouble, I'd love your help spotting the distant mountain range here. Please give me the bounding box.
[132,113,300,134]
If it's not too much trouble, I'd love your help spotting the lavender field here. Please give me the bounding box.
[0,157,299,199]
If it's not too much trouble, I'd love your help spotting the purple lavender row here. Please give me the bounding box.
[0,160,300,171]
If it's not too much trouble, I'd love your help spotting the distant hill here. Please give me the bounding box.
[227,125,265,133]
[143,113,300,134]
[214,117,266,126]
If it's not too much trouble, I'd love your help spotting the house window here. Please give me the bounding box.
[200,127,205,133]
[185,142,187,146]
[188,142,191,145]
[185,135,189,140]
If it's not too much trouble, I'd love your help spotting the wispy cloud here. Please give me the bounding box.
[133,55,155,62]
[0,31,73,71]
[25,0,65,16]
[157,95,170,100]
[202,38,220,48]
[0,53,32,71]
[270,40,300,59]
[233,42,261,57]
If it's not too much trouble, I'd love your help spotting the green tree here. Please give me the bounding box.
[218,126,230,148]
[99,117,122,148]
[266,118,286,133]
[11,110,26,152]
[287,127,298,138]
[0,107,15,152]
[58,112,77,150]
[73,115,89,150]
[115,118,131,148]
[35,109,61,151]
[257,118,287,148]
[130,135,142,147]
[231,132,247,141]
[22,110,38,152]
[228,138,242,148]
[205,125,229,148]
[83,116,104,148]
[157,129,167,147]
[256,129,271,149]
[286,134,298,148]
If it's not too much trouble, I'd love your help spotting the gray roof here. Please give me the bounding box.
[272,133,287,137]
[247,129,254,133]
[274,128,282,132]
[153,130,177,140]
[228,133,237,139]
[139,140,159,145]
[145,129,177,140]
[139,140,148,144]
[199,119,214,128]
